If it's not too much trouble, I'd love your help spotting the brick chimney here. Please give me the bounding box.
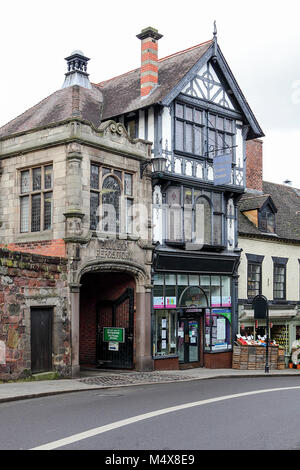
[246,139,263,192]
[136,27,163,97]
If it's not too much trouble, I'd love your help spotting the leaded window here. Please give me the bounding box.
[90,164,134,234]
[165,185,224,246]
[173,100,237,184]
[20,165,53,233]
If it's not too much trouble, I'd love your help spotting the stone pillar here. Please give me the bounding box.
[135,288,154,371]
[70,284,81,378]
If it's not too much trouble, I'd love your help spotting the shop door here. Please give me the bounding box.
[97,288,134,369]
[31,308,53,373]
[178,318,203,366]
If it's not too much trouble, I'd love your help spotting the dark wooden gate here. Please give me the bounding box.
[97,288,134,369]
[30,308,53,373]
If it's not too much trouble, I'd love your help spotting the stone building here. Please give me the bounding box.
[0,51,153,379]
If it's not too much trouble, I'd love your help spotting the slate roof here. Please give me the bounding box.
[238,181,300,242]
[0,85,103,138]
[96,40,213,119]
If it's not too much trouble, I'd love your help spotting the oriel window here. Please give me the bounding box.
[20,165,53,233]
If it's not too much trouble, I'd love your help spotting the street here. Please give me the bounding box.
[0,376,300,451]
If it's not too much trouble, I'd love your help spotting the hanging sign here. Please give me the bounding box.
[213,154,232,185]
[252,295,268,320]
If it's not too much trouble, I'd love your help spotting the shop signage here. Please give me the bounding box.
[153,297,164,309]
[103,327,125,343]
[108,342,119,351]
[213,153,232,186]
[252,295,268,319]
[212,309,232,324]
[165,297,177,308]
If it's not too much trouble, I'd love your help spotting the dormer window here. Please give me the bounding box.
[240,195,277,235]
[258,205,276,233]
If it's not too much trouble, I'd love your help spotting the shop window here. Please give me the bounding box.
[154,310,177,356]
[20,165,53,233]
[153,273,232,356]
[205,309,232,352]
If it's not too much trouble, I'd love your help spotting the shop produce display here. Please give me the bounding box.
[233,335,285,370]
[236,334,279,347]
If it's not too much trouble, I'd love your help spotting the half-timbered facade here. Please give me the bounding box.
[97,27,264,369]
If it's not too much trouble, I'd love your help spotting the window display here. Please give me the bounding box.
[153,273,232,357]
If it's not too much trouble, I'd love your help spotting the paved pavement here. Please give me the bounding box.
[0,367,299,403]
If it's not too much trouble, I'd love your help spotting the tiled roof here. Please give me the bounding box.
[96,40,213,119]
[0,85,103,138]
[238,182,300,241]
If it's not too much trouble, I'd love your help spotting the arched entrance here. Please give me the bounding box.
[79,272,135,369]
[177,286,209,368]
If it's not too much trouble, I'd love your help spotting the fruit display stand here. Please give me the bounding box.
[232,344,285,370]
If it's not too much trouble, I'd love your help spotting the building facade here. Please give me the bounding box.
[0,52,154,379]
[238,140,300,365]
[97,27,264,369]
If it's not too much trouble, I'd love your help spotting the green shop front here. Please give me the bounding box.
[152,251,240,370]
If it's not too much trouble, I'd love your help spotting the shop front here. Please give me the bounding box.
[238,306,300,367]
[152,268,235,370]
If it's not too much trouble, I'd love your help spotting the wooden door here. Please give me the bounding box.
[31,308,53,373]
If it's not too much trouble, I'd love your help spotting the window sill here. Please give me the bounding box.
[16,230,53,242]
[91,231,140,242]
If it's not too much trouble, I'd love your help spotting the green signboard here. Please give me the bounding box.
[103,327,125,343]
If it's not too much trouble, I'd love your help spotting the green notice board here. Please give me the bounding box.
[103,327,125,343]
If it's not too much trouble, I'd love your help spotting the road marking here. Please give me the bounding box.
[30,385,300,450]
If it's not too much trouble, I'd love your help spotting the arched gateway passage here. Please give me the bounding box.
[69,259,153,376]
[80,272,135,369]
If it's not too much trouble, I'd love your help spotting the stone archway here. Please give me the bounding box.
[70,260,153,377]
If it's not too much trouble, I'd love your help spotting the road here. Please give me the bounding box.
[0,377,300,451]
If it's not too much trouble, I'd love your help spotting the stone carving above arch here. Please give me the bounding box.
[76,258,149,287]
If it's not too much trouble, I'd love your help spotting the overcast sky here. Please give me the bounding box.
[1,0,300,187]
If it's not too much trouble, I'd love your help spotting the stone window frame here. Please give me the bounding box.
[89,163,134,234]
[19,163,53,234]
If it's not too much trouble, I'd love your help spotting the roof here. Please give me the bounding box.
[239,181,300,242]
[239,194,273,212]
[96,40,213,119]
[0,85,103,138]
[0,35,263,139]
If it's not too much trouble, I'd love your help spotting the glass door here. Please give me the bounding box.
[177,318,200,364]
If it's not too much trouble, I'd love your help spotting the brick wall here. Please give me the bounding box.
[246,139,263,192]
[0,249,68,381]
[0,239,66,258]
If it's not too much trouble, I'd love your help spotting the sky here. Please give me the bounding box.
[1,0,300,187]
